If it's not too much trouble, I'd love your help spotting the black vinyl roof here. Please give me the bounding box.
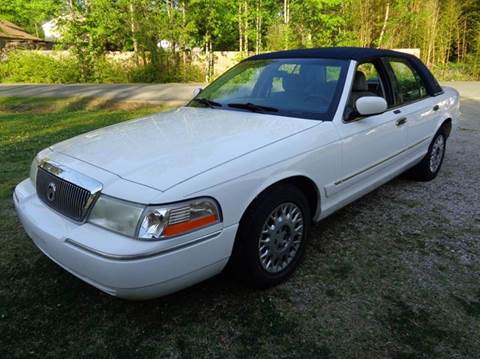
[245,47,443,96]
[246,47,415,62]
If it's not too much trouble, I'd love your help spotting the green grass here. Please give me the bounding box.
[1,96,480,358]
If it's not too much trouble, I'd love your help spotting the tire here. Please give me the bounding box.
[409,129,447,181]
[229,183,311,288]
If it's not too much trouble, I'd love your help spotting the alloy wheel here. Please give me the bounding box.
[258,202,304,273]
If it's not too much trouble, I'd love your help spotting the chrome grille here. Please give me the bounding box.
[36,166,98,222]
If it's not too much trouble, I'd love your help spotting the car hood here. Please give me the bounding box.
[51,107,318,191]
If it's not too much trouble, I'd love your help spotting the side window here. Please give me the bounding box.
[388,59,427,104]
[356,62,386,98]
[344,61,388,120]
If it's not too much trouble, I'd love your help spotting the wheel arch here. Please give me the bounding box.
[438,117,452,138]
[239,174,321,225]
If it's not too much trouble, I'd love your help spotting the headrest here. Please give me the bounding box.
[353,71,368,92]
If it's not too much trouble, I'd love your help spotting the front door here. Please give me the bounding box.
[328,61,408,199]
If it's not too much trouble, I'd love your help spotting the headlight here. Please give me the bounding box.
[88,195,144,237]
[138,198,221,240]
[88,196,221,240]
[30,156,39,185]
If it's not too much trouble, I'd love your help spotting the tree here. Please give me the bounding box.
[0,0,63,37]
[2,0,480,82]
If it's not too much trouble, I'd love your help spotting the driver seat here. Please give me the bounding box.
[350,71,377,103]
[345,71,378,119]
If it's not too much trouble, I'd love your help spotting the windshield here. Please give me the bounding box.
[188,58,349,120]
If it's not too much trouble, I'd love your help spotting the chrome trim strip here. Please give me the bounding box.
[39,160,103,195]
[334,136,430,186]
[65,231,222,261]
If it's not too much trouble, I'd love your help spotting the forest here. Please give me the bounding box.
[1,0,480,83]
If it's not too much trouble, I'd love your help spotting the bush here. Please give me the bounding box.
[173,62,205,83]
[431,56,480,81]
[0,51,81,83]
[0,50,206,84]
[128,63,161,83]
[93,57,129,83]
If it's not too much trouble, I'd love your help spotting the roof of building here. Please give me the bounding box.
[0,19,44,42]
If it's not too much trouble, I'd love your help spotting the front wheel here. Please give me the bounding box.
[230,183,311,288]
[409,130,446,181]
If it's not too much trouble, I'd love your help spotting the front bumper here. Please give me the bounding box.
[14,179,237,300]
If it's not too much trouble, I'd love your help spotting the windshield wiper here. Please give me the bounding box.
[227,102,279,113]
[191,98,222,108]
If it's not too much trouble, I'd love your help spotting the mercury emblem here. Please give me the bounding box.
[46,182,56,202]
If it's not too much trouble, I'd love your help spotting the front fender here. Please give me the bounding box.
[241,171,322,221]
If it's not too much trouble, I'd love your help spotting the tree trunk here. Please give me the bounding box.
[378,1,390,47]
[432,2,440,65]
[205,33,210,82]
[283,0,289,49]
[238,1,243,52]
[166,0,171,18]
[456,16,462,60]
[212,40,215,77]
[244,1,249,53]
[474,49,479,79]
[205,33,214,82]
[255,0,261,54]
[129,2,139,64]
[182,1,187,74]
[425,0,439,67]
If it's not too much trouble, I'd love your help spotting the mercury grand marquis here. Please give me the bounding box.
[14,48,461,299]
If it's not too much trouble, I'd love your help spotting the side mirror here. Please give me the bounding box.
[355,96,387,116]
[192,87,203,97]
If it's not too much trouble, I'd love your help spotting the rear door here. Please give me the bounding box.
[385,57,441,152]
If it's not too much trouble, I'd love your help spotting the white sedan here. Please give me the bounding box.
[14,48,460,299]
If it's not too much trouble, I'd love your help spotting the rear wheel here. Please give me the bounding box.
[409,130,446,181]
[230,183,311,288]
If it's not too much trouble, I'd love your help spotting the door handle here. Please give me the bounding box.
[433,104,440,111]
[396,117,407,126]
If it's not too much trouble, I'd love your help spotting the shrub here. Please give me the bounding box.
[179,63,205,82]
[93,57,129,83]
[128,63,162,83]
[431,56,480,81]
[0,51,80,83]
[0,50,205,84]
